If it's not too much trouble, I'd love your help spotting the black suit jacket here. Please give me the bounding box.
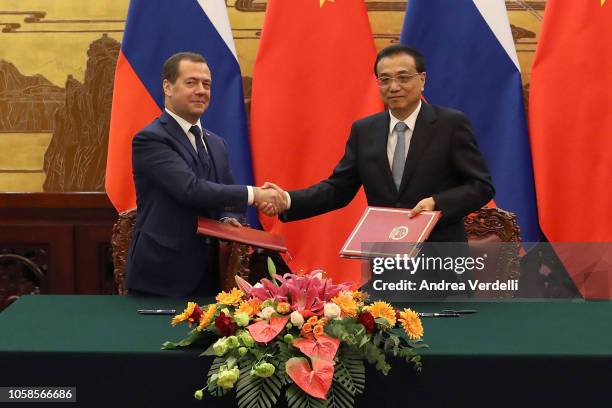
[282,103,494,242]
[125,111,247,296]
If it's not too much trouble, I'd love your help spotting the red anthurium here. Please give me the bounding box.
[292,334,340,361]
[246,315,290,344]
[286,357,334,399]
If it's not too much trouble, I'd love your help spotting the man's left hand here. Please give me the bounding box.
[409,197,436,217]
[222,217,242,227]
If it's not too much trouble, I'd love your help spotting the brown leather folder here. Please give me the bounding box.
[197,217,287,252]
[340,206,441,259]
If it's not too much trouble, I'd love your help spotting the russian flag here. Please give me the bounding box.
[106,0,255,221]
[400,0,541,243]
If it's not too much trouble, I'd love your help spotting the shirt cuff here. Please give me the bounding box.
[247,186,254,205]
[285,191,291,210]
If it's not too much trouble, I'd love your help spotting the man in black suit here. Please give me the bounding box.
[261,45,494,294]
[125,52,284,297]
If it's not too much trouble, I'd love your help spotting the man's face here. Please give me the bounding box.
[163,59,211,123]
[376,53,426,120]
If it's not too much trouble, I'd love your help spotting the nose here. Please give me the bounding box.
[388,78,402,91]
[194,82,207,94]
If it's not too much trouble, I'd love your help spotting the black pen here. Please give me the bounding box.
[137,309,177,315]
[418,312,460,318]
[442,309,477,315]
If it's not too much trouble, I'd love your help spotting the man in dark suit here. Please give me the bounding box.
[125,52,283,297]
[261,45,494,293]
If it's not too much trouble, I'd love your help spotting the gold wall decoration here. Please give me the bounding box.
[0,0,546,193]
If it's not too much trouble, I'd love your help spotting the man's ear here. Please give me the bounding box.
[162,79,172,97]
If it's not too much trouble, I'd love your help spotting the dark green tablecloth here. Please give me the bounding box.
[1,296,611,407]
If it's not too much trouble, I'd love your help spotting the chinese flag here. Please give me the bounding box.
[529,0,612,243]
[529,0,612,298]
[250,0,382,286]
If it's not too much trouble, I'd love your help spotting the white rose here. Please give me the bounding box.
[290,311,305,328]
[259,306,275,320]
[254,283,264,288]
[324,302,341,319]
[313,271,324,281]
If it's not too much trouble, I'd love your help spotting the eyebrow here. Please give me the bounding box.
[185,77,211,83]
[378,69,413,76]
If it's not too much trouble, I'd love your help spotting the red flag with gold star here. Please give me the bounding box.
[529,0,612,297]
[250,0,382,286]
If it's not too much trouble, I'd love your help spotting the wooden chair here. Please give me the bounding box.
[0,253,45,310]
[464,207,521,298]
[111,210,260,295]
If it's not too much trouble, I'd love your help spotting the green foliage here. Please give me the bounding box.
[274,341,296,384]
[161,328,201,350]
[206,356,230,397]
[398,347,423,372]
[326,319,366,347]
[286,384,327,408]
[237,356,283,408]
[333,347,365,396]
[358,341,391,375]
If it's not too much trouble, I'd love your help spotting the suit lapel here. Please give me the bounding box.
[399,103,437,192]
[202,129,219,182]
[370,113,397,194]
[159,111,199,164]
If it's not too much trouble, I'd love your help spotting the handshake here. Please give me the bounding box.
[252,182,288,216]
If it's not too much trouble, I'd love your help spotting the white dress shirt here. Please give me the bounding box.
[387,100,422,169]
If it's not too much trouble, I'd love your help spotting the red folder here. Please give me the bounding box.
[340,207,441,259]
[197,217,287,252]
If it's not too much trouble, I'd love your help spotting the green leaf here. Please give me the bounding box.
[286,384,327,408]
[236,358,283,408]
[161,341,178,350]
[267,257,278,284]
[200,342,216,356]
[327,378,355,408]
[206,356,230,397]
[162,328,201,350]
[274,341,296,384]
[333,347,365,397]
[178,329,202,347]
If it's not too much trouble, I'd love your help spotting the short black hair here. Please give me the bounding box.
[162,52,207,84]
[374,44,426,76]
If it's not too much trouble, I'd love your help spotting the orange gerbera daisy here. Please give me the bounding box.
[171,302,202,327]
[197,304,218,332]
[351,290,368,303]
[398,308,423,340]
[369,301,396,326]
[235,298,262,317]
[215,288,244,306]
[331,291,358,317]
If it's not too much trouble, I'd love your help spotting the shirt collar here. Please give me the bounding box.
[388,100,422,134]
[165,108,202,136]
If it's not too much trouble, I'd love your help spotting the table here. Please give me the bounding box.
[1,296,611,406]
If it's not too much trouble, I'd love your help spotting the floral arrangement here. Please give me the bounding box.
[163,261,426,408]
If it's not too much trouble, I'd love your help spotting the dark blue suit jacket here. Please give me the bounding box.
[125,111,247,296]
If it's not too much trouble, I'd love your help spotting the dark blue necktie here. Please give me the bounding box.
[190,125,209,165]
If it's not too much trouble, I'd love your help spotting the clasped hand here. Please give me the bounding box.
[253,182,287,216]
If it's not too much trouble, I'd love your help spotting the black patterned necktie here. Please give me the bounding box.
[189,125,209,164]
